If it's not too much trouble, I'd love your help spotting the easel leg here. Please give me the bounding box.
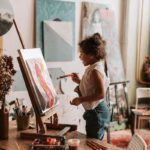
[36,116,39,134]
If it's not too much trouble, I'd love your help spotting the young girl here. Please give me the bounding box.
[70,33,110,140]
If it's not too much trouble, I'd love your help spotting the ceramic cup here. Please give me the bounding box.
[68,138,80,150]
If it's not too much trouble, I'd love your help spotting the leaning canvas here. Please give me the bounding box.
[18,48,58,115]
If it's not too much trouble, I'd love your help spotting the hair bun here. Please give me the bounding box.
[93,33,102,40]
[93,33,106,46]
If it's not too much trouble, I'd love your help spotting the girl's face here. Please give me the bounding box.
[79,48,97,66]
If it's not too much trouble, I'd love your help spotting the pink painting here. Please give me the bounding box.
[26,58,58,113]
[82,2,125,82]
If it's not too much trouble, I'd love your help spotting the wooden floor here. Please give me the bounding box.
[104,128,150,149]
[109,128,150,137]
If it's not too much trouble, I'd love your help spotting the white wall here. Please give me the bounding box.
[3,0,121,68]
[2,0,124,133]
[3,0,150,132]
[4,0,148,106]
[125,0,150,105]
[125,0,139,105]
[3,0,34,69]
[3,0,122,101]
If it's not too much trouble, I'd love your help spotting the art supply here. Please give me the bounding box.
[57,74,73,79]
[22,105,27,116]
[16,114,30,130]
[13,101,31,130]
[86,140,107,150]
[31,136,66,150]
[57,73,79,79]
[53,113,58,125]
[68,139,80,150]
[14,99,21,116]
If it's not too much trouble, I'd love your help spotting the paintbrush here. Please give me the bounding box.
[57,73,79,79]
[87,140,107,150]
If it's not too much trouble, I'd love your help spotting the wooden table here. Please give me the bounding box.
[0,122,121,150]
[130,109,150,135]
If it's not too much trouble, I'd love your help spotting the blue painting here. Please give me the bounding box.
[36,0,75,61]
[12,70,26,91]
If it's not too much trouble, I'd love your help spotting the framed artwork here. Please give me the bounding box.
[18,48,58,115]
[81,2,125,82]
[36,0,75,61]
[136,0,150,85]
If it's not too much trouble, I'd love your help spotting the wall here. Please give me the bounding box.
[125,0,139,105]
[125,0,150,105]
[3,0,121,98]
[2,0,145,131]
[2,0,124,133]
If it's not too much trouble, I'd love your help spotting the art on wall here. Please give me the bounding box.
[44,20,73,61]
[136,0,150,85]
[81,3,128,122]
[48,68,64,94]
[18,48,58,115]
[36,0,75,61]
[12,71,27,91]
[81,2,125,82]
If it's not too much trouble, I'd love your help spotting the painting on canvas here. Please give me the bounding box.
[18,48,58,114]
[36,0,75,61]
[81,2,127,113]
[81,2,125,82]
[26,58,58,113]
[43,20,73,61]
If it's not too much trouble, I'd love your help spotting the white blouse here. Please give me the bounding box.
[79,61,110,110]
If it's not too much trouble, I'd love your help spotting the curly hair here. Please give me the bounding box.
[79,33,106,60]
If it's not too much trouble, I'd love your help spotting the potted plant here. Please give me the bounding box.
[0,55,16,139]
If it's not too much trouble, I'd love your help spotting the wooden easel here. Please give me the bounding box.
[17,52,77,140]
[14,18,77,139]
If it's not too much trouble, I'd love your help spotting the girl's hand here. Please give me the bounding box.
[70,97,81,106]
[71,73,80,84]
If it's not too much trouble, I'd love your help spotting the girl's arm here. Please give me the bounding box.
[70,69,105,106]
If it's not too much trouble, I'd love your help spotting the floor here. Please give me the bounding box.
[104,128,150,149]
[110,129,150,139]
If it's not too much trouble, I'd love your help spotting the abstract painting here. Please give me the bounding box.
[12,70,26,91]
[82,2,125,82]
[26,58,58,113]
[36,0,75,61]
[0,7,14,36]
[43,20,73,61]
[18,48,58,114]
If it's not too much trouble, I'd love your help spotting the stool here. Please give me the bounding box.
[137,115,150,129]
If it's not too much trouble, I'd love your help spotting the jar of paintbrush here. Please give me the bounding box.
[15,105,31,130]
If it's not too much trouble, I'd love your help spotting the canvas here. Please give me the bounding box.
[36,0,75,61]
[82,2,125,82]
[43,20,73,61]
[12,70,26,91]
[18,48,58,115]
